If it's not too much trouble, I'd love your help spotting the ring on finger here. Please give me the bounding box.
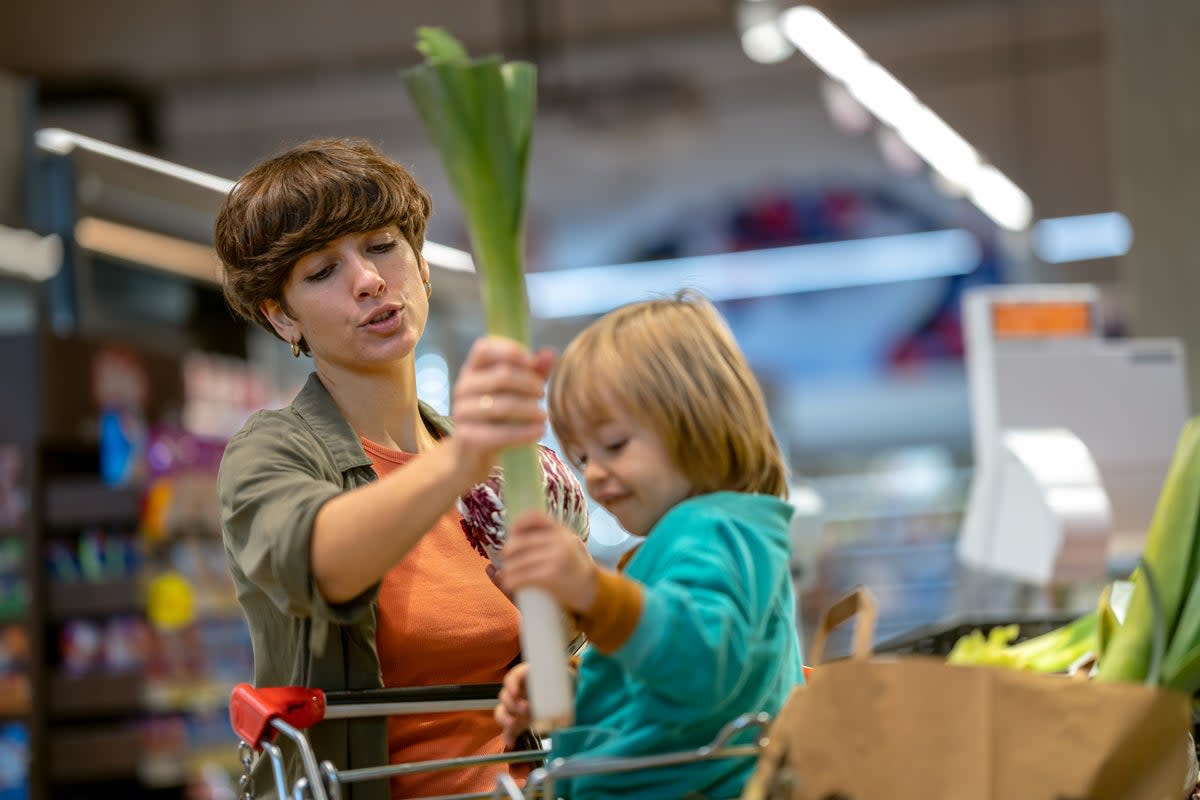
[479,394,495,412]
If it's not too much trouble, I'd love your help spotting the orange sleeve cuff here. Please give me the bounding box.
[578,569,643,654]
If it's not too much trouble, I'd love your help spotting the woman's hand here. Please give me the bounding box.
[495,662,531,749]
[500,511,598,614]
[451,336,553,483]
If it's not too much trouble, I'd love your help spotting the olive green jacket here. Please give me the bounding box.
[218,372,452,800]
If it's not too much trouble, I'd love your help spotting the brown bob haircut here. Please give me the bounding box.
[548,290,788,499]
[214,137,433,342]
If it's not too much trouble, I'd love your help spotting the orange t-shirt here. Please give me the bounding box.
[362,438,527,798]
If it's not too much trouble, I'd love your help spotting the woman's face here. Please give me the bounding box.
[262,226,431,372]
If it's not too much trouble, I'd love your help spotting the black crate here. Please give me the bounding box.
[874,612,1080,657]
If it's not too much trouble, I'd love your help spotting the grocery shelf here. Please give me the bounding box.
[45,480,142,528]
[49,578,141,619]
[49,671,144,717]
[143,678,238,714]
[49,724,142,782]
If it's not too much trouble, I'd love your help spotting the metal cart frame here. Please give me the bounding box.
[229,682,774,800]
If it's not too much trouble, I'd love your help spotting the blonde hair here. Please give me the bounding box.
[548,290,788,499]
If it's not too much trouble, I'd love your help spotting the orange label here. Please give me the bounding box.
[991,301,1093,339]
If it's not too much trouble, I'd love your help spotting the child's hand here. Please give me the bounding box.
[500,510,597,613]
[495,663,531,749]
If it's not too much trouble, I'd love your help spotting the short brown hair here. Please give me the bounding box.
[548,290,788,499]
[214,137,433,337]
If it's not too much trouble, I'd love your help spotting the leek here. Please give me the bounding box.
[1097,418,1200,684]
[402,28,573,729]
[947,612,1097,673]
[1095,583,1117,663]
[1137,556,1167,687]
[1160,478,1200,691]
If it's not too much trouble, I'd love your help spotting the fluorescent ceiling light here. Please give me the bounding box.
[897,105,980,190]
[527,228,981,319]
[742,21,794,64]
[780,6,1033,231]
[421,241,475,273]
[77,215,479,284]
[37,127,472,274]
[780,6,868,85]
[845,61,919,131]
[37,128,236,194]
[968,165,1034,234]
[738,1,795,65]
[76,217,222,284]
[1032,212,1133,263]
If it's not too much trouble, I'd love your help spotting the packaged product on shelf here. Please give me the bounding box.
[0,722,29,800]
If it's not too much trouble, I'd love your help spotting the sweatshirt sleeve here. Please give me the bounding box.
[218,412,379,629]
[577,569,644,653]
[607,513,786,706]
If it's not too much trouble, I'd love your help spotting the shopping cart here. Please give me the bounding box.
[229,682,777,800]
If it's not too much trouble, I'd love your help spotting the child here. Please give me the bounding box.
[495,290,805,799]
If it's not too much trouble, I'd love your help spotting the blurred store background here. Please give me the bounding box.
[0,0,1197,797]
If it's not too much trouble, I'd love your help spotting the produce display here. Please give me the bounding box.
[947,608,1100,673]
[950,417,1200,691]
[947,417,1200,797]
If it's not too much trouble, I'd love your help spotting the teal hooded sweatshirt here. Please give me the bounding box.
[550,491,805,799]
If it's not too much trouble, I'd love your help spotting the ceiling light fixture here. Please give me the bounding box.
[1032,212,1133,264]
[737,0,795,65]
[526,228,982,319]
[779,6,1034,231]
[36,127,477,275]
[75,217,222,284]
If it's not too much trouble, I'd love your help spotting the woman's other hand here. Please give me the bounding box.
[500,511,598,614]
[485,562,513,604]
[452,336,552,483]
[495,662,532,749]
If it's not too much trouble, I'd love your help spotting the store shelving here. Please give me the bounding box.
[49,671,145,717]
[0,331,254,799]
[49,578,141,618]
[49,724,144,782]
[43,480,143,529]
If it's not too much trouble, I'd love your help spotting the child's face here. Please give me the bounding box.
[564,404,692,537]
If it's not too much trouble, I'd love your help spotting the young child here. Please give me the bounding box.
[495,290,805,799]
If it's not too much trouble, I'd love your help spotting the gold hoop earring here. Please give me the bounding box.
[290,339,302,358]
[424,280,432,299]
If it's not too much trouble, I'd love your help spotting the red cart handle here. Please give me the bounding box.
[230,683,327,749]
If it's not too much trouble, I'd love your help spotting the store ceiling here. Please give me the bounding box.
[0,0,965,162]
[3,0,1111,248]
[0,0,946,86]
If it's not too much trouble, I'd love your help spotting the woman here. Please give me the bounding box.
[215,137,584,799]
